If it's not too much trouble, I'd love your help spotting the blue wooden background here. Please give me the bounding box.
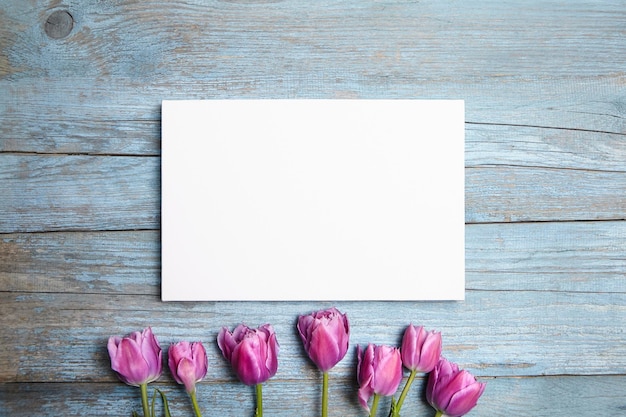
[1,1,625,416]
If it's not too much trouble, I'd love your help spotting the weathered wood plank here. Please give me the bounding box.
[0,119,161,156]
[2,77,625,153]
[1,1,625,158]
[1,375,625,416]
[2,80,625,157]
[1,291,624,383]
[0,155,160,232]
[1,155,625,233]
[3,116,625,175]
[5,1,626,84]
[2,221,624,295]
[466,221,626,293]
[465,165,626,223]
[465,124,626,172]
[4,1,626,80]
[0,231,160,294]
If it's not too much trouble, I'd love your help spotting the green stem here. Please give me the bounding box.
[369,394,380,417]
[394,369,417,414]
[255,383,263,417]
[190,390,203,417]
[321,372,329,417]
[151,389,157,417]
[434,411,444,417]
[140,383,150,417]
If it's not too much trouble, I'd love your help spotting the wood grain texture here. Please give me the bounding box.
[1,155,624,233]
[2,376,626,417]
[1,0,625,415]
[2,1,626,133]
[0,155,160,232]
[1,221,624,296]
[1,291,625,383]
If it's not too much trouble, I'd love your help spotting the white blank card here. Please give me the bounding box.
[161,99,464,301]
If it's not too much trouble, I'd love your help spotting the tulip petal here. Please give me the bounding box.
[357,385,374,411]
[107,336,122,359]
[139,328,162,382]
[232,336,265,385]
[297,315,315,341]
[371,346,402,396]
[425,363,438,405]
[265,332,279,377]
[444,381,486,417]
[309,326,341,371]
[217,327,234,361]
[356,344,374,387]
[177,357,197,394]
[191,342,209,381]
[114,338,149,386]
[418,332,442,372]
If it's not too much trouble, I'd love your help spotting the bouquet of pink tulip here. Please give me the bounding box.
[108,307,485,417]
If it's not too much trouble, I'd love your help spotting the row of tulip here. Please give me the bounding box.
[107,307,485,417]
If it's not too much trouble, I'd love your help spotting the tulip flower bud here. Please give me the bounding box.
[168,341,208,394]
[426,358,486,417]
[356,343,403,411]
[107,327,162,387]
[401,324,442,373]
[217,323,279,386]
[297,307,350,372]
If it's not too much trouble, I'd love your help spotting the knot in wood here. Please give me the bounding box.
[45,10,74,39]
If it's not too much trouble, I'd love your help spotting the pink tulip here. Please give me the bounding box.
[401,324,442,373]
[356,344,403,412]
[168,341,208,394]
[297,307,350,372]
[217,323,279,386]
[107,327,162,386]
[426,358,486,417]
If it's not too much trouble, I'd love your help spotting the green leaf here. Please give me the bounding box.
[150,388,157,417]
[157,389,172,417]
[388,396,400,417]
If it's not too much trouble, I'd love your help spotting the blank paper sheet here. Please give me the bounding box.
[161,99,464,301]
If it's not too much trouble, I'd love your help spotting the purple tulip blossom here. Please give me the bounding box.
[297,307,350,372]
[356,343,403,413]
[217,323,279,386]
[168,341,208,395]
[426,358,486,417]
[401,324,442,373]
[107,327,162,387]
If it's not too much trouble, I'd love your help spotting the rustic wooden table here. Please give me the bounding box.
[1,1,625,416]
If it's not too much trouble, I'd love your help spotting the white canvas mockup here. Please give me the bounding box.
[161,99,464,301]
